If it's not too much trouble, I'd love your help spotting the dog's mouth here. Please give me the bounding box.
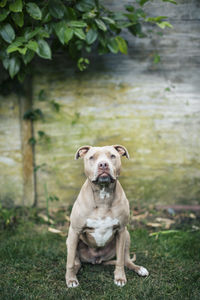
[92,172,115,184]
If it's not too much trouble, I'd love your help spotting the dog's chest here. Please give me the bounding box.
[99,188,110,199]
[86,217,119,247]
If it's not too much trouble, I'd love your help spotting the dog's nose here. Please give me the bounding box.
[98,161,108,170]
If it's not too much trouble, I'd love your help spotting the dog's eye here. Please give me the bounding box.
[89,156,93,160]
[111,154,116,159]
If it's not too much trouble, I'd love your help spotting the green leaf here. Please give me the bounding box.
[26,2,42,20]
[38,89,46,101]
[29,138,37,147]
[102,17,115,25]
[15,36,26,43]
[36,39,51,59]
[6,40,22,53]
[113,12,127,21]
[137,0,149,6]
[76,0,95,12]
[125,5,135,12]
[0,0,7,8]
[135,8,146,18]
[49,0,64,19]
[98,35,107,48]
[65,7,77,21]
[54,21,66,44]
[165,87,171,92]
[7,41,27,55]
[36,28,50,39]
[1,57,10,70]
[48,194,59,202]
[150,230,179,237]
[73,28,86,40]
[2,58,9,70]
[9,0,23,12]
[0,9,9,21]
[41,7,51,23]
[17,47,27,55]
[0,24,15,43]
[146,16,167,22]
[75,40,83,50]
[50,100,60,112]
[128,23,142,36]
[68,21,87,28]
[8,56,21,78]
[64,27,73,44]
[115,36,127,54]
[86,28,98,44]
[124,13,138,23]
[77,57,89,71]
[153,53,160,64]
[95,19,107,31]
[82,10,96,19]
[116,22,132,29]
[27,40,38,52]
[157,21,173,29]
[107,38,119,54]
[24,27,40,40]
[23,108,43,120]
[162,0,177,4]
[17,70,26,82]
[11,12,24,27]
[22,49,34,64]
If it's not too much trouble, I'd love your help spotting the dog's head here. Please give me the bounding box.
[75,145,129,185]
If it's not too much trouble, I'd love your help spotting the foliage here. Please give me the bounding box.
[0,203,17,228]
[0,0,176,80]
[44,183,59,223]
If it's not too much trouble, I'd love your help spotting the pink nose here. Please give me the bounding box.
[98,161,108,170]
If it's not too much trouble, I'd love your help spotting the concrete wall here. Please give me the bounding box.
[0,0,200,207]
[0,94,23,206]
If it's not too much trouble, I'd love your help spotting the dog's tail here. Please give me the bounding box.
[102,253,136,266]
[131,253,136,262]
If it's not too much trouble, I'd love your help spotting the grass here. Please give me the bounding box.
[0,210,200,300]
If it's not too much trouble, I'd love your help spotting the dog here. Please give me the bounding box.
[66,145,149,288]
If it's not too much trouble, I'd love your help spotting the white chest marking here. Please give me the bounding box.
[86,217,119,247]
[100,188,110,199]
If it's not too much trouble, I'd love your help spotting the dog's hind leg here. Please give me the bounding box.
[102,260,116,265]
[102,231,136,266]
[74,253,81,275]
[103,254,136,266]
[124,229,149,277]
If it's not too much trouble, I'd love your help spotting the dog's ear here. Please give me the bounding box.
[112,145,130,159]
[75,145,91,160]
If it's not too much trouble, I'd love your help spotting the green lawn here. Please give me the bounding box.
[0,209,200,300]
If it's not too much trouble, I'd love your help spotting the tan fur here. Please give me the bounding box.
[65,145,149,288]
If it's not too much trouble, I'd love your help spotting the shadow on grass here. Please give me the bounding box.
[0,210,200,300]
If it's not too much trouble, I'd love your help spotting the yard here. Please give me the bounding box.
[0,208,199,300]
[0,1,200,299]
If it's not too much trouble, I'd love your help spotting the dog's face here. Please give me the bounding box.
[75,145,129,184]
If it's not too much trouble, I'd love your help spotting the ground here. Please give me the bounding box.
[0,207,200,300]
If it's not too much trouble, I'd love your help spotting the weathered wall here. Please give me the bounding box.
[0,94,23,206]
[0,0,200,207]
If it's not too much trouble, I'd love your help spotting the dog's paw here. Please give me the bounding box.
[114,271,127,287]
[114,267,127,287]
[66,278,79,288]
[114,279,126,287]
[137,266,149,277]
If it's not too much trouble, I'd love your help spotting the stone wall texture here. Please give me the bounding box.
[0,0,200,208]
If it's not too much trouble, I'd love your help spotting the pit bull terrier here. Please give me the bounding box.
[66,145,149,288]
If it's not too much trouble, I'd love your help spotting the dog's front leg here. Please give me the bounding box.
[66,226,79,288]
[114,228,127,287]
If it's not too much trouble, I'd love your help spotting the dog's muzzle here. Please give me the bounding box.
[93,173,115,184]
